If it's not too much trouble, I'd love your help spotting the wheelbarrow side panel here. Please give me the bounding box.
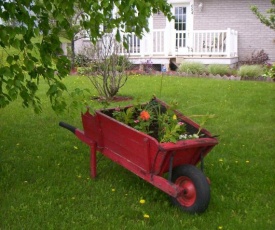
[81,101,218,177]
[96,111,160,173]
[81,111,103,147]
[153,138,218,174]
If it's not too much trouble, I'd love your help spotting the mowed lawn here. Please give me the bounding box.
[0,75,274,229]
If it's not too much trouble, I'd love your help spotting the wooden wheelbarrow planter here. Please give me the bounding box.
[59,98,218,214]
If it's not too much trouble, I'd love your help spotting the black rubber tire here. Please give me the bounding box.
[170,164,210,214]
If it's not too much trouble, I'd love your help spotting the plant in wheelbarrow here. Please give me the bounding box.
[112,98,215,143]
[59,97,218,214]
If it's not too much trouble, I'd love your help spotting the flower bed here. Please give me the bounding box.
[103,98,213,143]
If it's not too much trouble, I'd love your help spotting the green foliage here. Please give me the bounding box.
[116,55,133,71]
[112,100,196,143]
[0,0,173,113]
[177,61,206,75]
[74,54,91,67]
[189,114,216,135]
[0,1,74,112]
[82,34,132,99]
[112,107,135,125]
[77,66,94,75]
[251,0,275,30]
[237,65,264,78]
[264,63,275,79]
[207,64,231,76]
[1,76,274,229]
[156,110,187,143]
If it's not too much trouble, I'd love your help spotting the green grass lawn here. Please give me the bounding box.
[0,75,274,229]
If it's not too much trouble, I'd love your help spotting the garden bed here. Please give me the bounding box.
[126,70,274,82]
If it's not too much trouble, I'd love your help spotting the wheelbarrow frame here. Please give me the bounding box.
[60,98,218,213]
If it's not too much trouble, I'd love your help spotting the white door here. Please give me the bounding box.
[175,6,187,50]
[174,4,193,53]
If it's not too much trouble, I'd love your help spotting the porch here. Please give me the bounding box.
[118,28,238,68]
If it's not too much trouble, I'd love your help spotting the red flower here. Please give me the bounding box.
[140,110,150,121]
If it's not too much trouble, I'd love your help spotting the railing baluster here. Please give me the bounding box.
[116,28,236,58]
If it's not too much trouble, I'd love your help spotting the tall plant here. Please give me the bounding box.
[81,34,132,99]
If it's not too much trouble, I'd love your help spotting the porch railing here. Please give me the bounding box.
[118,28,238,58]
[181,29,238,57]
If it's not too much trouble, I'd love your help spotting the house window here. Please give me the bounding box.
[175,7,187,48]
[175,7,186,31]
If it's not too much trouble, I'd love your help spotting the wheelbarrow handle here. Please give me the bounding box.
[59,121,76,134]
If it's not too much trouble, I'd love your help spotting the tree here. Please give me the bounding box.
[251,0,275,31]
[0,0,173,113]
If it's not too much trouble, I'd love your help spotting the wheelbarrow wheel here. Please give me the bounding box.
[170,164,210,214]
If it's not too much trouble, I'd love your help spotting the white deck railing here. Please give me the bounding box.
[183,29,238,57]
[118,28,238,58]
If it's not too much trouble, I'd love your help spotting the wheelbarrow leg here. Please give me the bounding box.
[90,141,97,178]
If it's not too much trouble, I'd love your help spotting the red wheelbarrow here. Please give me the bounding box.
[59,98,218,214]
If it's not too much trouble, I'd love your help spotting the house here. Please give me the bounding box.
[75,0,274,69]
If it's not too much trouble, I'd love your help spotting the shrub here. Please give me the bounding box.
[207,64,231,76]
[237,65,264,78]
[79,34,130,99]
[77,66,94,75]
[242,49,269,65]
[141,59,153,73]
[263,63,275,79]
[178,61,206,75]
[116,55,133,70]
[74,54,91,67]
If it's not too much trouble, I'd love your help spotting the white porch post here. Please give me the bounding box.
[147,15,154,56]
[234,30,238,57]
[139,15,154,57]
[166,16,175,56]
[140,35,145,57]
[187,0,194,54]
[226,28,232,57]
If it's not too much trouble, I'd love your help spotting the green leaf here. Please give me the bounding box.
[26,61,35,71]
[15,80,21,87]
[6,56,13,65]
[115,31,121,42]
[47,85,58,96]
[13,55,20,61]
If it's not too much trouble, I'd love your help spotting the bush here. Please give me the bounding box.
[178,61,206,75]
[74,54,91,67]
[207,64,231,76]
[237,65,264,78]
[116,55,133,70]
[77,66,94,75]
[242,49,269,65]
[263,63,275,79]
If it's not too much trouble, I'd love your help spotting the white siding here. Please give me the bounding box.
[153,12,167,29]
[193,0,275,62]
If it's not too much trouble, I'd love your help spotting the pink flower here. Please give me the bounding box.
[134,120,140,123]
[178,122,184,126]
